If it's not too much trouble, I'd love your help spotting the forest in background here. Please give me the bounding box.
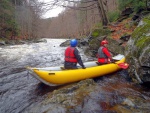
[0,0,43,40]
[0,0,149,40]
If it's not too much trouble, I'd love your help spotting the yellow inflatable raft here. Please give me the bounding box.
[27,54,127,86]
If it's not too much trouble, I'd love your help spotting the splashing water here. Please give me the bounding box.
[0,39,149,113]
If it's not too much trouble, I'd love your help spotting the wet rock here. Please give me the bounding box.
[79,38,89,46]
[81,97,102,113]
[60,36,92,47]
[59,39,70,47]
[122,98,134,107]
[117,15,129,22]
[1,38,150,113]
[34,38,47,43]
[0,40,6,45]
[120,35,130,42]
[18,40,27,44]
[126,15,150,85]
[116,8,134,22]
[85,36,125,57]
[132,14,140,21]
[112,105,134,113]
[121,7,134,16]
[24,79,96,113]
[119,35,131,45]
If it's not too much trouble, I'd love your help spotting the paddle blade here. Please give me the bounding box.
[118,63,129,69]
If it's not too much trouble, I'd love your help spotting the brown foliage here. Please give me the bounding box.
[41,0,118,38]
[108,18,136,40]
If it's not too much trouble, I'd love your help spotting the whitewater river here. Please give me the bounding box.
[0,39,88,113]
[0,39,150,113]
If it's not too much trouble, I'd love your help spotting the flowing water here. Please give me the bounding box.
[0,39,88,113]
[0,39,150,113]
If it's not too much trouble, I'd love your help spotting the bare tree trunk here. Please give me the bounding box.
[97,0,108,26]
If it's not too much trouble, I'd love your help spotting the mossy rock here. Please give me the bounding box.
[126,14,150,84]
[91,28,111,38]
[86,36,125,57]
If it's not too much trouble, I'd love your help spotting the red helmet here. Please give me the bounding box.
[101,40,108,46]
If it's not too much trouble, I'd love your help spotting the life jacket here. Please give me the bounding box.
[65,47,77,63]
[98,47,108,58]
[97,46,109,63]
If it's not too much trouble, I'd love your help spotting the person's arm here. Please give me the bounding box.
[74,48,86,69]
[103,47,115,63]
[103,48,112,59]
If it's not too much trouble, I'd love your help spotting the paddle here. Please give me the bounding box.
[117,63,129,69]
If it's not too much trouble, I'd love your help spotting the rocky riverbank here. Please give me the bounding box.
[0,38,150,113]
[126,15,150,85]
[61,14,150,87]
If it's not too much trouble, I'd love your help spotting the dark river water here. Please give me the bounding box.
[0,39,150,113]
[0,39,88,113]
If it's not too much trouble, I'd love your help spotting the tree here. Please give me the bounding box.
[97,0,108,26]
[40,0,109,26]
[40,0,118,38]
[0,0,18,39]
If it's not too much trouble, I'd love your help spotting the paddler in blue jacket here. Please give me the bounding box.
[64,39,86,69]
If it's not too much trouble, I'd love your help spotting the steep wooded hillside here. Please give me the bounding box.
[42,0,118,38]
[0,0,149,41]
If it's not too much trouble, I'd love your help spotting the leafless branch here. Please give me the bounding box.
[62,0,97,3]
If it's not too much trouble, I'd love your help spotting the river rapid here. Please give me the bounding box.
[0,39,150,113]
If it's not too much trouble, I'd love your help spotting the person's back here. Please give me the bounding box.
[64,39,86,69]
[97,40,112,64]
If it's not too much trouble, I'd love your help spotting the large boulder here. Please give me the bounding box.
[83,35,125,57]
[126,15,150,84]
